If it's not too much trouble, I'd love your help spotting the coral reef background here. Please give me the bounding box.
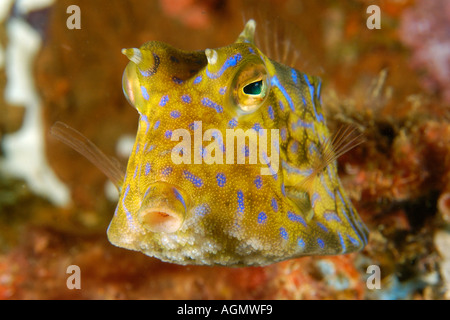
[0,0,449,299]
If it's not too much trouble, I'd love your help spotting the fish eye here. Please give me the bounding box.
[231,60,270,114]
[243,80,263,95]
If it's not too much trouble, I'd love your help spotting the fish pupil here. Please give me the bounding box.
[243,80,263,95]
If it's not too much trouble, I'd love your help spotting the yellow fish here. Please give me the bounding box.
[52,20,368,266]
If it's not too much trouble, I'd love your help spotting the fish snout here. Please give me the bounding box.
[138,182,190,234]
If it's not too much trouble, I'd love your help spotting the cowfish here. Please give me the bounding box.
[52,20,368,266]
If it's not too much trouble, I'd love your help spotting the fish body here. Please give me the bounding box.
[106,20,368,266]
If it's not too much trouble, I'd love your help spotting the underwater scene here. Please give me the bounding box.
[0,0,449,300]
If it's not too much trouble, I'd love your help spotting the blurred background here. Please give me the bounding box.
[0,0,449,299]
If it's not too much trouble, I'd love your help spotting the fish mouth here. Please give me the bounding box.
[139,207,183,233]
[137,182,190,234]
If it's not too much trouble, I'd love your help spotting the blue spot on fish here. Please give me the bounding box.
[161,166,173,177]
[216,173,226,187]
[280,227,288,240]
[257,212,267,224]
[181,95,191,103]
[159,95,169,106]
[297,237,305,248]
[141,86,149,100]
[254,175,262,189]
[193,75,202,84]
[170,110,181,118]
[183,170,203,187]
[228,118,238,128]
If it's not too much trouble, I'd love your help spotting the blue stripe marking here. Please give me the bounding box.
[268,105,274,120]
[183,170,203,187]
[122,185,136,229]
[303,74,324,122]
[337,190,363,244]
[261,151,278,177]
[172,187,187,211]
[206,53,242,79]
[347,234,360,247]
[291,69,298,84]
[280,127,287,141]
[317,238,325,249]
[237,190,245,214]
[144,163,151,175]
[271,198,278,212]
[291,118,314,130]
[316,222,328,232]
[133,164,139,178]
[288,211,307,227]
[154,120,160,130]
[281,183,286,197]
[320,175,336,200]
[338,232,346,252]
[311,193,320,207]
[281,160,313,176]
[254,175,262,189]
[324,212,341,222]
[140,115,150,134]
[141,86,149,100]
[201,97,223,113]
[317,80,322,103]
[290,141,299,153]
[271,76,295,112]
